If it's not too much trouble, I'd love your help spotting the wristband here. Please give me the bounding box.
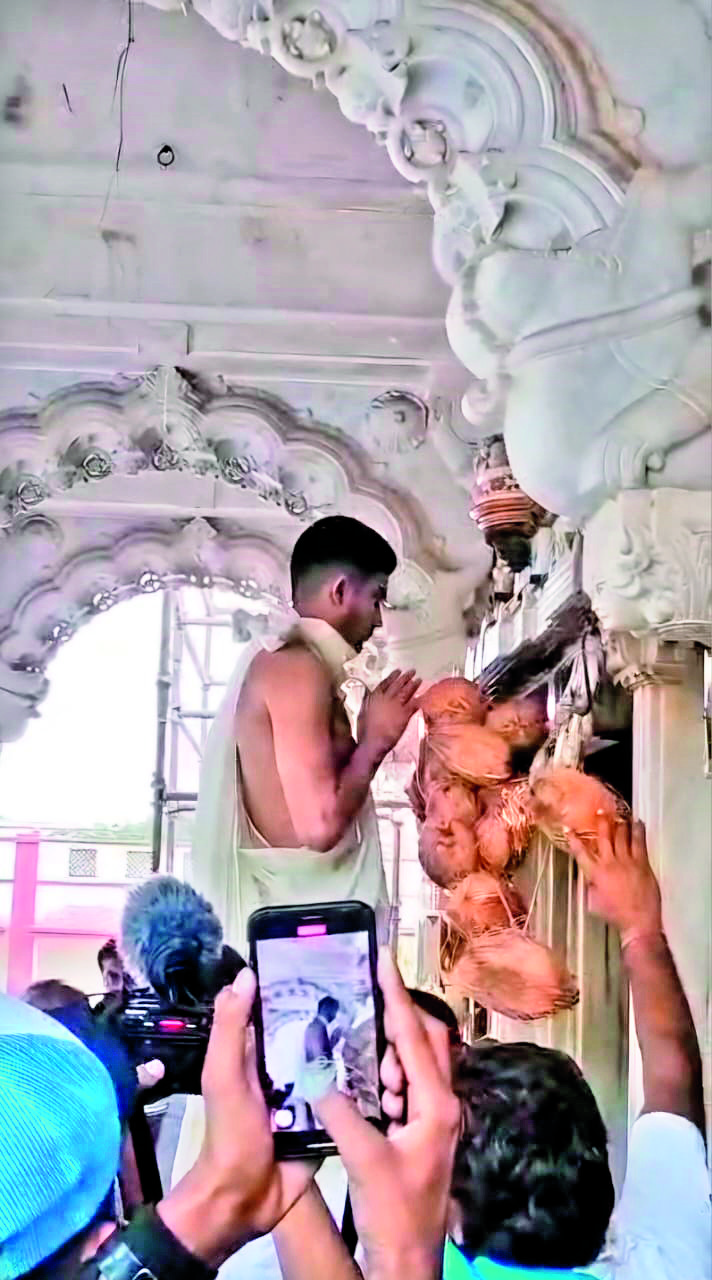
[92,1206,217,1280]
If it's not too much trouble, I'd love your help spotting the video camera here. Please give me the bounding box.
[103,876,246,1096]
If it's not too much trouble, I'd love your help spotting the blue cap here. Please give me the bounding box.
[0,995,121,1278]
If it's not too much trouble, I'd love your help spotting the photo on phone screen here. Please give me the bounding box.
[249,903,382,1150]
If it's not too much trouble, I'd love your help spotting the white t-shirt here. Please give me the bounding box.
[588,1112,711,1280]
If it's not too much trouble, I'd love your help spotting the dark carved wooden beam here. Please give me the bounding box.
[478,591,597,702]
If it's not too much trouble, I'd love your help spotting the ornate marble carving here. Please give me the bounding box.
[138,1,709,536]
[447,165,711,520]
[360,392,428,459]
[0,518,289,744]
[583,489,711,645]
[0,372,428,558]
[381,564,484,682]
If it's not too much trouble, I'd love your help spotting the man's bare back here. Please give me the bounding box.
[235,640,421,853]
[236,643,355,849]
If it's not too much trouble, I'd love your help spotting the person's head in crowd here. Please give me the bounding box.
[290,515,397,652]
[317,995,340,1027]
[97,938,129,1002]
[24,979,88,1014]
[0,994,120,1278]
[23,977,137,1132]
[450,1041,615,1271]
[408,987,462,1051]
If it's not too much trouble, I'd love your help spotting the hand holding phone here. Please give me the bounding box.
[314,949,460,1280]
[158,968,315,1267]
[248,901,385,1159]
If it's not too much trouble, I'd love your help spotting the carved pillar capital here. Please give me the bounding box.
[583,489,711,681]
[604,632,692,691]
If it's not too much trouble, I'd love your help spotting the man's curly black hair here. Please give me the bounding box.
[452,1042,615,1269]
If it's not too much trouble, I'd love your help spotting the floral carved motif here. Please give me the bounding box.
[584,489,711,645]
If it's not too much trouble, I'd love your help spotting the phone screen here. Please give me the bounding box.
[253,912,381,1140]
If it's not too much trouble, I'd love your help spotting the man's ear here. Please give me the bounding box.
[331,574,348,606]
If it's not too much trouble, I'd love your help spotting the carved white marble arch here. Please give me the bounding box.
[0,370,453,744]
[0,516,291,744]
[0,369,430,551]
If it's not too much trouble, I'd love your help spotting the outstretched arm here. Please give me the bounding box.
[274,1185,362,1280]
[264,649,420,852]
[568,817,705,1134]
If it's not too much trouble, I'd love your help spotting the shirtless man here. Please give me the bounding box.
[176,519,421,1270]
[236,516,420,855]
[188,512,420,945]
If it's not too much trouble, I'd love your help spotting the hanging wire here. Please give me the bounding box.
[101,0,135,222]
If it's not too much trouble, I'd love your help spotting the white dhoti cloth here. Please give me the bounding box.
[172,615,388,1277]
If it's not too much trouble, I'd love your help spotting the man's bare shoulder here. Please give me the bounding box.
[248,643,330,696]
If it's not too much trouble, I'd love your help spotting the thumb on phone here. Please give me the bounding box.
[202,967,256,1098]
[313,1087,385,1186]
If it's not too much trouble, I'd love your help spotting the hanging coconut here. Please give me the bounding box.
[486,697,549,753]
[530,766,626,851]
[421,749,456,792]
[420,676,489,728]
[476,779,535,875]
[428,723,511,787]
[445,929,579,1021]
[426,781,479,830]
[408,740,460,822]
[419,819,480,888]
[444,871,527,937]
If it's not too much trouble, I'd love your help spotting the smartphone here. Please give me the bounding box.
[248,900,386,1159]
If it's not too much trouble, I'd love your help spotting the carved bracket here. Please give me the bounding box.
[603,632,693,691]
[583,488,711,646]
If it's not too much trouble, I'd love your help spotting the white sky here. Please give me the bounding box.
[0,594,163,827]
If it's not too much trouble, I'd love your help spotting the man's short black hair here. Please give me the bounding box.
[317,995,340,1022]
[290,516,397,598]
[452,1042,615,1270]
[97,938,120,971]
[408,988,461,1048]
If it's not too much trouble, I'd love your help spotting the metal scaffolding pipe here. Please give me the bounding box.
[151,591,173,873]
